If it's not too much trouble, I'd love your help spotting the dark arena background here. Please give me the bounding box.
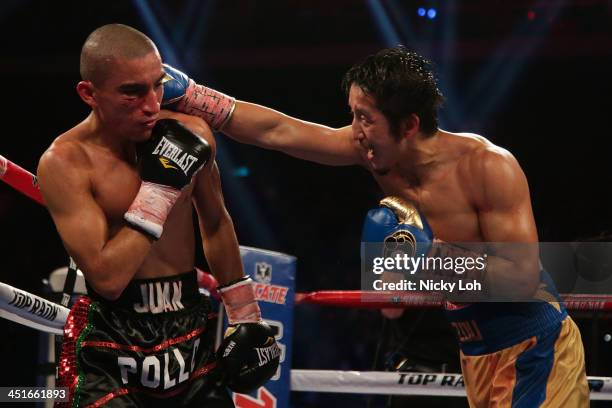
[0,1,611,407]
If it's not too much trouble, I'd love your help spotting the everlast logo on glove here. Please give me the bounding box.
[218,322,281,393]
[152,136,200,175]
[255,340,282,366]
[136,119,211,189]
[222,341,237,358]
[124,119,211,239]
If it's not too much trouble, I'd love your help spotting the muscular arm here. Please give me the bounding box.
[192,137,244,286]
[223,101,363,166]
[37,145,153,300]
[472,148,540,298]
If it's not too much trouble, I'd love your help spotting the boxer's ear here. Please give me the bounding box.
[400,114,420,140]
[76,81,97,108]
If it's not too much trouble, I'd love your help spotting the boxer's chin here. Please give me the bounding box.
[372,165,391,176]
[131,128,153,142]
[368,154,392,176]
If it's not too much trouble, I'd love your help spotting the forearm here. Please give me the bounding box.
[224,102,358,166]
[225,101,331,153]
[76,227,153,300]
[223,101,286,148]
[481,253,540,298]
[163,66,284,147]
[162,64,359,165]
[427,241,539,299]
[200,214,244,285]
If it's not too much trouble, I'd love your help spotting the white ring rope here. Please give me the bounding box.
[0,281,68,335]
[291,370,612,400]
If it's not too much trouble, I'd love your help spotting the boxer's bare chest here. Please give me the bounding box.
[82,144,196,276]
[87,148,141,229]
[84,145,194,242]
[373,163,483,242]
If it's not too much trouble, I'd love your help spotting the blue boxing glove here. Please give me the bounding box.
[362,196,433,260]
[162,64,236,130]
[161,64,191,105]
[362,197,434,318]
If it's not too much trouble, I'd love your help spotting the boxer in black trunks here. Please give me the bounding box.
[38,24,278,407]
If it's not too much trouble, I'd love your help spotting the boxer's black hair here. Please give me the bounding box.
[342,46,444,137]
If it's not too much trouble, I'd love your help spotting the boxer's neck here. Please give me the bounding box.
[396,129,443,181]
[84,112,136,159]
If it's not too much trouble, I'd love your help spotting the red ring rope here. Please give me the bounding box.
[294,290,612,311]
[0,154,44,204]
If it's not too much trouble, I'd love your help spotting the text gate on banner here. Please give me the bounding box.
[234,246,296,408]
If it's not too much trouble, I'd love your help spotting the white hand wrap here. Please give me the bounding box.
[124,181,180,239]
[218,277,262,325]
[175,79,236,131]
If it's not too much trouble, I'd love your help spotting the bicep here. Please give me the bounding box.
[38,154,108,272]
[476,151,539,271]
[474,150,540,295]
[471,149,537,242]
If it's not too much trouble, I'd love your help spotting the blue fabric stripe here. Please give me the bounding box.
[511,319,562,407]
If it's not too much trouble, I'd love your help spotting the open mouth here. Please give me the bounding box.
[363,142,374,160]
[358,139,374,159]
[367,148,374,161]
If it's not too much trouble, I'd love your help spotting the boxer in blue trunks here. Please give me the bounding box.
[160,46,589,407]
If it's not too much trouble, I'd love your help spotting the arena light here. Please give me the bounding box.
[527,10,537,21]
[465,0,568,122]
[132,0,280,248]
[386,0,464,129]
[366,0,402,46]
[233,166,250,177]
[131,0,179,66]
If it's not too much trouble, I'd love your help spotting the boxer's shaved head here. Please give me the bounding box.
[80,24,159,85]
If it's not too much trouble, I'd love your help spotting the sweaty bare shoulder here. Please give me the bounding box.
[460,141,528,211]
[38,134,93,211]
[454,132,491,146]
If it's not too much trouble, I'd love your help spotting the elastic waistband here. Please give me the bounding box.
[87,271,202,314]
[445,301,567,355]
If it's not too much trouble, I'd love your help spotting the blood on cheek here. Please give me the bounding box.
[119,97,140,110]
